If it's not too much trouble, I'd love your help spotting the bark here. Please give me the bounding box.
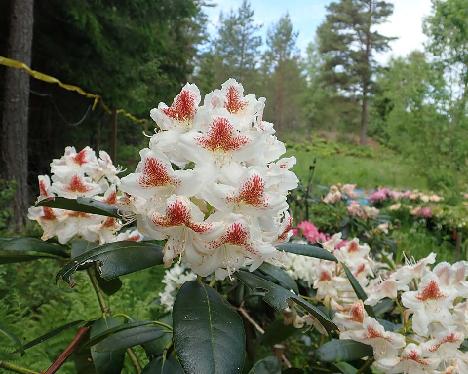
[1,0,34,230]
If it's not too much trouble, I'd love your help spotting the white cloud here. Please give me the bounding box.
[376,0,433,62]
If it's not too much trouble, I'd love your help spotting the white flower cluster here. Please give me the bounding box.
[282,234,375,308]
[159,264,197,311]
[28,146,142,244]
[337,254,468,374]
[120,79,298,279]
[282,237,468,373]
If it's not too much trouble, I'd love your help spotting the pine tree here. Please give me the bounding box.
[262,14,306,132]
[317,0,394,144]
[210,0,262,89]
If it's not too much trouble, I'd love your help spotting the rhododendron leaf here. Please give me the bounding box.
[260,319,298,346]
[97,276,122,296]
[56,241,164,285]
[91,323,169,352]
[0,237,68,264]
[248,356,281,373]
[255,262,298,294]
[237,270,337,334]
[91,318,125,374]
[373,298,394,316]
[173,280,246,374]
[376,318,401,332]
[342,264,375,317]
[20,320,85,352]
[315,339,372,362]
[37,197,120,218]
[0,322,23,355]
[334,362,358,374]
[142,354,184,374]
[276,243,337,262]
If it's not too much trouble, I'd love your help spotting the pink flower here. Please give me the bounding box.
[411,206,433,218]
[295,220,329,244]
[369,188,391,204]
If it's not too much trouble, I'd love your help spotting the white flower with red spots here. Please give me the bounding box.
[121,80,297,278]
[402,272,456,336]
[376,343,440,374]
[341,317,406,360]
[29,146,127,245]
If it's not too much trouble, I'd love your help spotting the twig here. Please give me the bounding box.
[43,327,90,374]
[87,267,111,316]
[126,348,142,374]
[0,361,39,374]
[237,306,264,334]
[356,357,374,374]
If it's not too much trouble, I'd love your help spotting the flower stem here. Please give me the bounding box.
[126,348,142,374]
[0,361,39,374]
[87,267,111,316]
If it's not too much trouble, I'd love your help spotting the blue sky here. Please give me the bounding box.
[205,0,433,63]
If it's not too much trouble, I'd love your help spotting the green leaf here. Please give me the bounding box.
[315,339,372,362]
[260,319,298,346]
[97,276,122,296]
[174,280,246,374]
[0,237,68,264]
[21,320,85,352]
[236,271,337,334]
[255,262,298,294]
[373,298,395,316]
[91,322,169,352]
[142,354,184,374]
[334,362,358,374]
[248,356,281,374]
[342,264,375,317]
[90,318,125,374]
[56,241,164,285]
[0,322,23,354]
[37,197,120,218]
[276,243,337,262]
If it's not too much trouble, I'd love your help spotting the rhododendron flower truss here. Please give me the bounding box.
[121,79,298,278]
[28,146,140,245]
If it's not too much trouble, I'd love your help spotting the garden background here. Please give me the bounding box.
[0,0,467,372]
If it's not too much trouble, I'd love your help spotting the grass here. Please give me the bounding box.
[286,137,429,190]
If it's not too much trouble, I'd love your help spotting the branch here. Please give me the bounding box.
[126,348,142,374]
[43,326,90,374]
[0,361,39,374]
[87,267,111,316]
[237,306,264,334]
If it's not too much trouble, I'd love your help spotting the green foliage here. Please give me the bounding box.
[373,51,468,191]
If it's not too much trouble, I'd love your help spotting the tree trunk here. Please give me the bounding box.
[359,90,369,145]
[1,0,34,230]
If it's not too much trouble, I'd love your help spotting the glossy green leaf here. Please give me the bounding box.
[92,323,169,352]
[315,339,372,362]
[260,319,298,346]
[236,271,337,334]
[56,241,164,285]
[37,197,120,218]
[334,362,358,374]
[142,354,184,374]
[97,276,122,296]
[0,237,68,264]
[276,243,337,262]
[90,318,125,374]
[255,262,298,294]
[248,356,281,374]
[174,280,246,374]
[21,320,85,352]
[0,322,23,354]
[373,298,395,316]
[342,264,374,317]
